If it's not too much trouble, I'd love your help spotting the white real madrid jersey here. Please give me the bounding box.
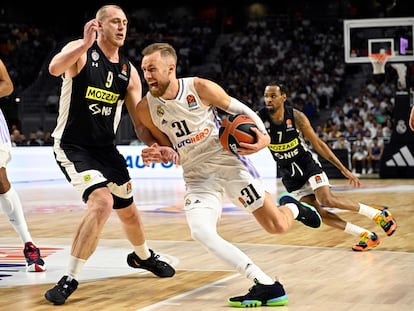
[146,77,224,170]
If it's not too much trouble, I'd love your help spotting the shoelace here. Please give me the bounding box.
[247,285,259,296]
[360,235,369,244]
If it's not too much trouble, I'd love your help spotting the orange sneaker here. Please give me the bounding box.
[352,232,380,251]
[374,208,397,236]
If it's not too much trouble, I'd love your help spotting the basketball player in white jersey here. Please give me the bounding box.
[0,58,46,272]
[132,42,322,308]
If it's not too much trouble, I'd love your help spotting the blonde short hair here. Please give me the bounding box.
[142,43,177,63]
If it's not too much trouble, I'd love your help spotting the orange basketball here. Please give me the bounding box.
[219,114,257,154]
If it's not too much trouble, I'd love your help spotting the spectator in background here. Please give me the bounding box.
[342,123,356,140]
[382,119,393,141]
[42,131,53,146]
[351,132,368,175]
[10,128,26,146]
[367,136,384,174]
[0,58,46,272]
[332,135,352,170]
[362,128,373,148]
[332,135,351,152]
[26,132,41,146]
[322,117,335,133]
[327,124,342,140]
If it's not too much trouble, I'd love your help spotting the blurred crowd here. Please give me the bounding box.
[1,7,413,176]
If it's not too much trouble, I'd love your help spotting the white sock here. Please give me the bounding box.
[358,203,380,220]
[345,222,372,237]
[66,256,86,280]
[0,187,33,243]
[238,262,274,285]
[134,241,151,259]
[284,203,299,219]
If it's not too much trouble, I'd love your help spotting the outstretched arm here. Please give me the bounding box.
[295,109,362,187]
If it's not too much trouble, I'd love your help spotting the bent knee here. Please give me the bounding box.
[87,192,113,217]
[190,226,218,244]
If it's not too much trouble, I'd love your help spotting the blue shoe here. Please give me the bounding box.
[278,192,322,228]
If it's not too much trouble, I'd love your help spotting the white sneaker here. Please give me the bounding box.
[368,168,373,174]
[362,168,366,174]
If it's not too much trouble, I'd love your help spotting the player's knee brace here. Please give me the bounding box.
[113,195,133,209]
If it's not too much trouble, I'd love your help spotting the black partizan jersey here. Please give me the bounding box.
[52,41,131,146]
[258,105,323,185]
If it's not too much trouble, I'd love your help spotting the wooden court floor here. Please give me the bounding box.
[0,178,413,311]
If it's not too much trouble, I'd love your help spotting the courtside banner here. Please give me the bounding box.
[8,146,276,182]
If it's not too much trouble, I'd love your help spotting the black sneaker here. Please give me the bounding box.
[278,192,322,228]
[44,275,78,305]
[127,249,175,277]
[228,279,288,307]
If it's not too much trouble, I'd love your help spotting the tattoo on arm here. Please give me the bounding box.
[293,109,307,129]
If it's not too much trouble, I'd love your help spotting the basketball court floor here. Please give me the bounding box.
[0,176,413,311]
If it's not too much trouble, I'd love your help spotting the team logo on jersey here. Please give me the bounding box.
[126,181,132,194]
[118,64,128,81]
[157,105,165,117]
[83,173,92,183]
[314,175,322,184]
[396,119,407,134]
[186,94,198,109]
[92,50,100,61]
[91,50,99,67]
[238,196,247,207]
[286,118,295,131]
[121,64,127,76]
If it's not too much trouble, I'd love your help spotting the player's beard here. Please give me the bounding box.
[265,105,275,114]
[149,79,170,98]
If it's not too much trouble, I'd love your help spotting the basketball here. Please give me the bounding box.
[219,114,257,154]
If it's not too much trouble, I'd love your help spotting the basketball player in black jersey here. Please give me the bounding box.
[44,5,174,305]
[254,82,397,252]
